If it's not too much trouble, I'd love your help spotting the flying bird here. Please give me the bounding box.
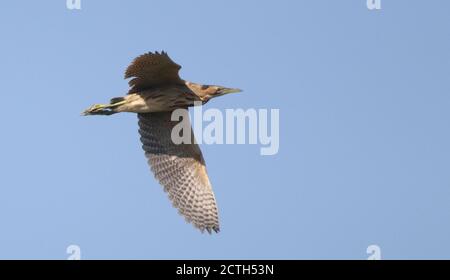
[83,51,241,233]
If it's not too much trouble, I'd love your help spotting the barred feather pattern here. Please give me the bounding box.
[138,112,220,233]
[125,51,184,94]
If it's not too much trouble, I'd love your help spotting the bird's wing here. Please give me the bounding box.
[138,112,220,233]
[125,51,184,94]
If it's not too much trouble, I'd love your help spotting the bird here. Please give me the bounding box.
[82,51,241,233]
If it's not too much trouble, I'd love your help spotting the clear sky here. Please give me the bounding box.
[0,1,449,259]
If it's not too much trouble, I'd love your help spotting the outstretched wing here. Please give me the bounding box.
[125,51,184,94]
[137,112,220,233]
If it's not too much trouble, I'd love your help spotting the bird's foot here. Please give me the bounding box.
[82,104,115,116]
[82,98,128,116]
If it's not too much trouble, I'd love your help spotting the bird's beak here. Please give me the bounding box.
[220,88,242,95]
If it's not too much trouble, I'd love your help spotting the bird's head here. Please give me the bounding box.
[187,82,242,101]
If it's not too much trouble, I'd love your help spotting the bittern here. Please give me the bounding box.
[83,51,241,233]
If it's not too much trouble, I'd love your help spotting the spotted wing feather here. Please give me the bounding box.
[138,112,220,233]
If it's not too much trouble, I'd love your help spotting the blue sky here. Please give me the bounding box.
[0,1,449,259]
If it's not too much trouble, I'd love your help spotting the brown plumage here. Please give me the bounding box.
[125,51,184,94]
[83,51,241,233]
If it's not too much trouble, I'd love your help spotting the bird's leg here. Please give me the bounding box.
[82,100,127,116]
